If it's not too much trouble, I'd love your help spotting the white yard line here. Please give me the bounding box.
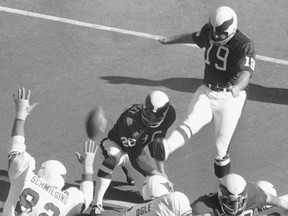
[0,6,288,66]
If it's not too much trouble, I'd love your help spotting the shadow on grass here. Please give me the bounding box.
[101,76,288,105]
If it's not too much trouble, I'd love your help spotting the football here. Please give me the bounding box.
[85,106,107,139]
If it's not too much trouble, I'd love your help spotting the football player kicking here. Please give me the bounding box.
[122,175,192,216]
[3,88,98,216]
[90,90,176,216]
[191,173,288,216]
[154,6,256,181]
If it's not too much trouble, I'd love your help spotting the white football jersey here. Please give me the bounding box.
[3,151,85,216]
[122,192,192,216]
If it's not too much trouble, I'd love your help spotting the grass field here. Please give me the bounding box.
[0,1,288,215]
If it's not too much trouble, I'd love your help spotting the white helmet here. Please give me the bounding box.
[142,175,172,201]
[256,181,277,213]
[37,160,67,190]
[209,6,237,45]
[141,90,170,128]
[218,173,248,215]
[256,181,277,196]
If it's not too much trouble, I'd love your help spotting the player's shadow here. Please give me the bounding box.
[73,180,143,203]
[100,76,288,105]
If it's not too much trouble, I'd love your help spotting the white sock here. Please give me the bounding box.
[93,177,111,205]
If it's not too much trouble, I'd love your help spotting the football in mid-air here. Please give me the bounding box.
[85,106,107,139]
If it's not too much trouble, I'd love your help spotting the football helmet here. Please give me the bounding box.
[37,160,67,190]
[209,6,237,46]
[142,174,172,200]
[256,181,277,213]
[141,90,170,128]
[218,173,248,215]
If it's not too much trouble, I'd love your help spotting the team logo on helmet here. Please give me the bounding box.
[218,173,248,215]
[141,90,170,128]
[142,174,172,201]
[209,6,238,46]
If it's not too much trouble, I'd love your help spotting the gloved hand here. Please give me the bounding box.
[75,140,98,174]
[13,88,38,120]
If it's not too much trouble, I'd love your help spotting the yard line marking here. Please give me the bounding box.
[0,5,288,67]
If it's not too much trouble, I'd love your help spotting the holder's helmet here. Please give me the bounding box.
[37,160,67,190]
[209,6,237,46]
[218,173,248,215]
[141,90,170,128]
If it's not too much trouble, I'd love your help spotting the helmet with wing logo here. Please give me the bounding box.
[209,6,238,46]
[218,173,248,216]
[141,90,170,128]
[142,174,172,201]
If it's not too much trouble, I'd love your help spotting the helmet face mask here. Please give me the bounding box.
[209,6,238,46]
[141,91,170,128]
[218,174,248,216]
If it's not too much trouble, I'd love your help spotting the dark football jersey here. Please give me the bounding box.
[191,182,267,216]
[107,103,176,157]
[192,24,256,88]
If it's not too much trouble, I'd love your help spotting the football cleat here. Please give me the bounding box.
[90,204,104,216]
[218,173,248,216]
[141,90,170,128]
[209,6,237,46]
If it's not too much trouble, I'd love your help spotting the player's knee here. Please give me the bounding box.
[97,156,117,179]
[214,155,231,178]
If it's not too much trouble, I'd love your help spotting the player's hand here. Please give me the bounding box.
[161,172,174,192]
[75,140,98,173]
[158,37,169,44]
[13,88,38,120]
[230,85,241,97]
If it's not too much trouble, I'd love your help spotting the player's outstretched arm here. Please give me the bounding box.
[158,33,194,45]
[8,88,38,167]
[75,140,98,212]
[265,193,288,214]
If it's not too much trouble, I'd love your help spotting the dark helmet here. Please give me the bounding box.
[218,173,248,216]
[141,90,170,128]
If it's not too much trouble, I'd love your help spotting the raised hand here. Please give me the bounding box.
[13,88,38,120]
[75,140,98,174]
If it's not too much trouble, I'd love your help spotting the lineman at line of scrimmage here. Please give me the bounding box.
[191,173,288,216]
[122,173,288,216]
[122,175,192,216]
[3,88,98,216]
